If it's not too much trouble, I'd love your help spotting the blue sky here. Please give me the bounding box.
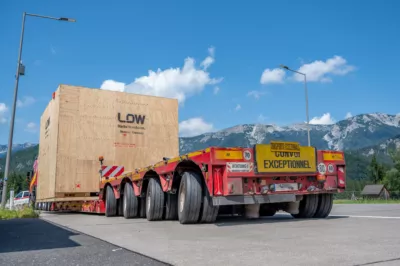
[1,0,399,144]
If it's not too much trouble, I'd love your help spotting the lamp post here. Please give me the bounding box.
[280,64,311,147]
[1,12,76,208]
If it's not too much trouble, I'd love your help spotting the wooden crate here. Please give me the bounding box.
[37,84,179,200]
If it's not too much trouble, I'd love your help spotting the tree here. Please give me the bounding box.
[368,154,385,184]
[382,149,400,191]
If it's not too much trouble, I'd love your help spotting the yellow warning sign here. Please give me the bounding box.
[255,143,316,173]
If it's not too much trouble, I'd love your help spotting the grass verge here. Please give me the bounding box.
[334,199,400,204]
[0,206,40,220]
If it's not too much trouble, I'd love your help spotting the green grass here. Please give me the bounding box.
[334,199,400,204]
[0,206,40,220]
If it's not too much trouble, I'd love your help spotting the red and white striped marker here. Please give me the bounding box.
[101,166,124,178]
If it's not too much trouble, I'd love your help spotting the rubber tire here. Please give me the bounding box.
[117,198,123,216]
[292,194,318,218]
[138,197,146,218]
[199,186,219,223]
[123,183,139,219]
[146,178,165,221]
[105,186,117,217]
[313,193,333,218]
[178,172,202,224]
[259,204,277,217]
[164,193,178,220]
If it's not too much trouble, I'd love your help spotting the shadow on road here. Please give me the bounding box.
[0,218,80,253]
[214,214,348,227]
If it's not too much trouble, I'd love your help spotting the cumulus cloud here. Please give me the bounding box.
[260,68,286,84]
[0,103,8,124]
[235,104,241,111]
[100,47,222,104]
[213,86,220,95]
[345,112,353,119]
[24,122,38,133]
[17,96,36,107]
[200,47,215,70]
[179,117,214,137]
[309,113,336,125]
[247,90,266,100]
[294,55,355,82]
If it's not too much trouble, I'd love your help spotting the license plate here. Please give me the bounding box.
[254,142,316,174]
[273,183,298,192]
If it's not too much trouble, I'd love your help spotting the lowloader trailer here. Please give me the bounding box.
[30,141,346,224]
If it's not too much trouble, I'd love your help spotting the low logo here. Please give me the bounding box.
[117,113,146,124]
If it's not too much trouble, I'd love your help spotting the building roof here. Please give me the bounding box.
[361,184,386,195]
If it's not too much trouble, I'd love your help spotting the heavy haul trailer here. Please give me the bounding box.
[32,141,346,224]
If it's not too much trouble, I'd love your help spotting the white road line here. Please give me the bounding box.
[329,215,400,219]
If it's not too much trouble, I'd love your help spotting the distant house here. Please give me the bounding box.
[361,184,390,199]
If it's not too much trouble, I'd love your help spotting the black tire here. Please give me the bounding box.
[146,178,165,221]
[164,193,178,220]
[313,193,333,218]
[123,183,139,219]
[105,186,117,217]
[292,194,318,218]
[178,172,202,224]
[199,186,219,223]
[117,198,123,216]
[138,196,146,218]
[259,204,277,217]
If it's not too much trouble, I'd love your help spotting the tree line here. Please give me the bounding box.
[0,171,28,200]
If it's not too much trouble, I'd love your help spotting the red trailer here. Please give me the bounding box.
[30,141,346,224]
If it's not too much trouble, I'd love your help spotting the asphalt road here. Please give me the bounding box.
[38,204,400,266]
[0,218,169,266]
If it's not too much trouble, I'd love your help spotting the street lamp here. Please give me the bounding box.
[279,64,311,147]
[1,12,76,208]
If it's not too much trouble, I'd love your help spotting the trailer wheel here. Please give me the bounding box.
[138,197,146,218]
[199,186,219,223]
[178,172,202,224]
[105,186,117,217]
[164,193,178,220]
[259,204,277,217]
[292,194,318,218]
[123,183,138,218]
[146,178,165,221]
[313,193,333,218]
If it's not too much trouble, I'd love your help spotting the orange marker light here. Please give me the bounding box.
[316,174,326,182]
[99,156,104,162]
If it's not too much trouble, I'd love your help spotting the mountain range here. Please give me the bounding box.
[1,112,400,175]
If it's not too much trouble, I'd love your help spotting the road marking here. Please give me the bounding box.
[330,215,400,219]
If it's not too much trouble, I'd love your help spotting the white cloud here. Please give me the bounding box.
[200,47,215,70]
[345,112,353,119]
[24,122,38,133]
[100,80,125,92]
[247,90,266,100]
[179,117,214,137]
[294,55,355,82]
[17,96,36,107]
[257,114,267,123]
[100,47,222,104]
[213,86,220,95]
[260,68,285,84]
[0,103,8,124]
[235,104,241,111]
[309,113,336,125]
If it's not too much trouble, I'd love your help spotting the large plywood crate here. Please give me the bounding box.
[37,84,179,201]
